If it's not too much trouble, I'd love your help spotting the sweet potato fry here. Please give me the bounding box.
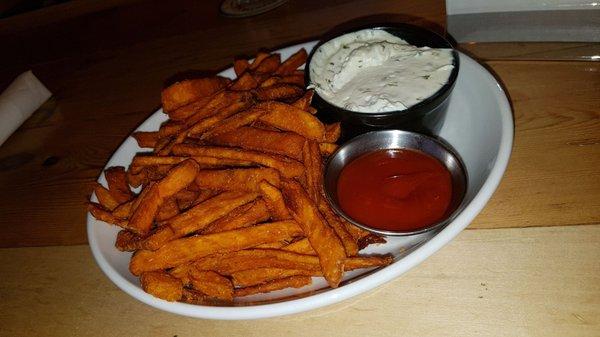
[184,90,253,128]
[132,131,159,148]
[168,95,214,121]
[143,191,258,250]
[199,103,268,139]
[129,221,303,275]
[140,271,183,302]
[105,166,133,204]
[234,275,311,297]
[291,90,314,111]
[323,122,341,143]
[88,202,129,228]
[115,230,145,252]
[302,140,322,202]
[234,58,250,77]
[172,144,305,179]
[130,155,253,174]
[112,200,133,219]
[231,255,394,287]
[158,121,185,138]
[281,179,346,287]
[249,51,270,70]
[93,183,119,211]
[258,180,291,220]
[275,49,307,75]
[202,199,270,234]
[282,238,315,255]
[174,189,198,211]
[231,268,314,287]
[128,159,199,235]
[317,197,359,256]
[161,77,230,112]
[254,53,281,74]
[230,72,258,91]
[258,101,325,141]
[196,167,280,192]
[254,83,304,101]
[208,126,305,161]
[279,73,305,87]
[259,76,281,88]
[318,142,338,156]
[156,197,179,222]
[188,269,233,301]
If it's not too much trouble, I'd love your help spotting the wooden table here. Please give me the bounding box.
[0,1,598,336]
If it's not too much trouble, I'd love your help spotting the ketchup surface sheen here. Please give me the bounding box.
[336,149,452,232]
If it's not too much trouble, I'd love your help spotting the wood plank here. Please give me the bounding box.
[470,60,600,229]
[0,225,598,336]
[459,42,600,62]
[0,0,446,248]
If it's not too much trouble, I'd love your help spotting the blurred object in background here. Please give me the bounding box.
[220,0,287,17]
[0,0,70,19]
[446,0,600,42]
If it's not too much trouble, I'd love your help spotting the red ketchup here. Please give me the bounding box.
[336,149,452,232]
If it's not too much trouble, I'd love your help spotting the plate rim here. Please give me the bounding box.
[87,42,514,320]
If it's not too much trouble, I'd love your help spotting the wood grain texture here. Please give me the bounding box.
[470,61,600,229]
[1,225,598,336]
[0,0,445,248]
[459,42,600,62]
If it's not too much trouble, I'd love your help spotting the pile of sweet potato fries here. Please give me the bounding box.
[89,49,392,304]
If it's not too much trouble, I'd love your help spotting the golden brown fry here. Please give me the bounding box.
[172,144,305,179]
[230,72,258,91]
[317,197,359,256]
[281,179,346,287]
[156,197,179,222]
[143,191,258,250]
[291,90,314,111]
[323,122,341,143]
[259,76,281,88]
[318,142,338,156]
[184,90,253,129]
[129,221,303,275]
[93,183,120,211]
[158,121,185,138]
[279,73,305,87]
[208,126,305,161]
[161,77,230,112]
[174,189,198,211]
[258,180,291,220]
[130,155,253,174]
[258,101,325,141]
[202,199,270,234]
[275,49,308,75]
[188,269,233,302]
[112,200,133,219]
[140,271,183,302]
[254,83,304,101]
[132,131,159,148]
[105,166,133,204]
[234,276,311,297]
[234,59,250,77]
[128,159,199,235]
[195,168,280,192]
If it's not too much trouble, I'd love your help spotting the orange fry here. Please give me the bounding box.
[258,180,291,220]
[93,183,119,211]
[202,199,270,234]
[172,144,305,178]
[188,269,234,301]
[317,197,359,256]
[230,72,258,91]
[195,168,281,192]
[105,166,133,204]
[143,191,258,250]
[275,49,308,75]
[254,83,304,101]
[208,126,305,161]
[282,238,315,255]
[254,53,281,74]
[132,131,159,148]
[323,122,341,143]
[129,221,303,275]
[249,51,270,70]
[199,103,268,139]
[291,90,314,111]
[128,159,199,235]
[302,140,322,202]
[140,271,183,302]
[318,142,338,156]
[88,202,129,228]
[234,59,250,77]
[161,77,230,112]
[234,276,311,297]
[258,101,325,141]
[281,179,346,287]
[168,95,213,121]
[115,230,145,252]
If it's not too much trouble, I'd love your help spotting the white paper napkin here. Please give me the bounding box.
[0,70,52,146]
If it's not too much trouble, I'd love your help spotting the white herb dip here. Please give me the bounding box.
[309,29,454,113]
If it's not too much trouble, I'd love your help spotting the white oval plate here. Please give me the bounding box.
[87,41,513,320]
